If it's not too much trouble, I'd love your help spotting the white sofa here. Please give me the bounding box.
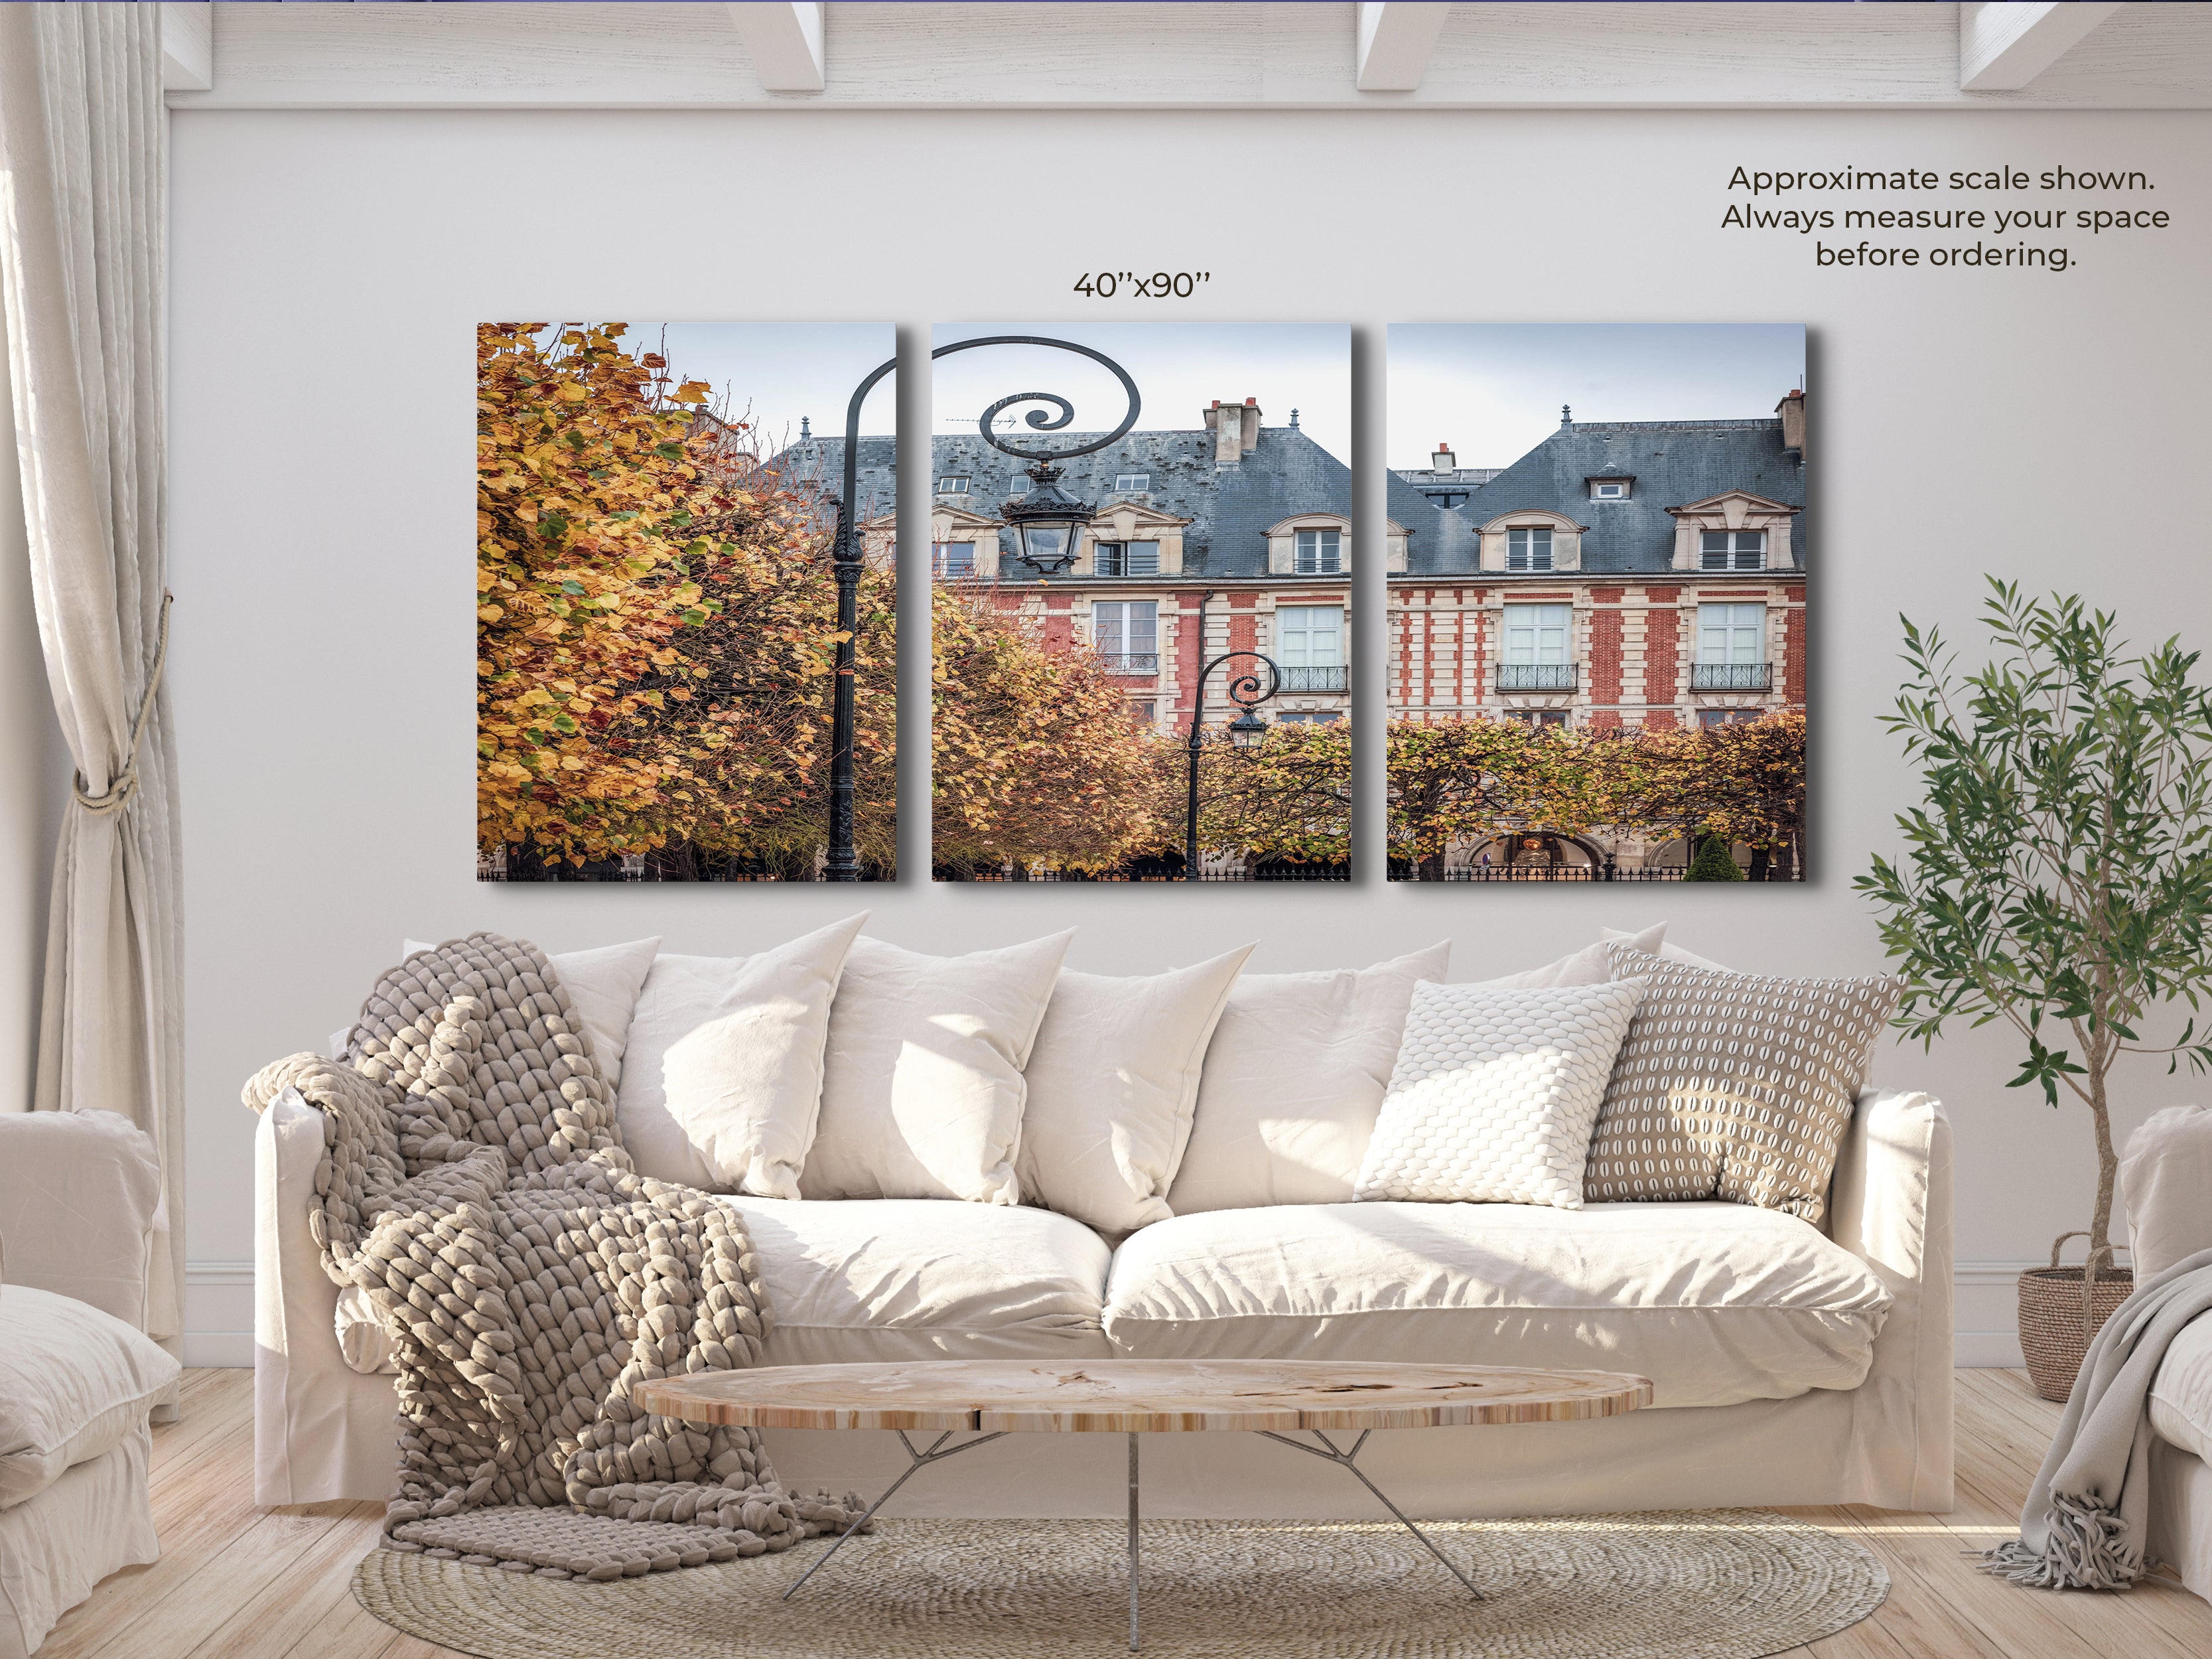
[0,1112,182,1659]
[2129,1106,2212,1603]
[255,1077,1953,1519]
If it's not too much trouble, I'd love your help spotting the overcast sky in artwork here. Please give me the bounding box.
[591,323,898,455]
[933,323,1352,467]
[1389,324,1806,470]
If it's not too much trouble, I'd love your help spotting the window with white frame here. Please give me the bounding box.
[1697,603,1766,664]
[1113,472,1151,493]
[1508,709,1570,729]
[1699,529,1765,570]
[1275,606,1343,668]
[1507,527,1555,571]
[1094,540,1160,577]
[1093,600,1158,672]
[1294,529,1343,574]
[932,541,976,579]
[936,475,970,496]
[1503,604,1571,665]
[1005,474,1028,497]
[1699,708,1762,730]
[1127,699,1156,725]
[1277,710,1343,724]
[1589,480,1630,500]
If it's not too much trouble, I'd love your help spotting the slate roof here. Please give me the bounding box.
[1394,416,1807,578]
[786,426,1353,581]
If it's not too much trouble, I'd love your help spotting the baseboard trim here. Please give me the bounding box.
[183,1331,253,1368]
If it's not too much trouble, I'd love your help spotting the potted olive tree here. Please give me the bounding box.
[1858,581,2212,1401]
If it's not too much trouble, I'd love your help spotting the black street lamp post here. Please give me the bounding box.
[825,335,1140,881]
[1184,620,1282,880]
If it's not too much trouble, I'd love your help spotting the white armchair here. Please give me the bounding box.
[2126,1106,2212,1605]
[0,1111,181,1658]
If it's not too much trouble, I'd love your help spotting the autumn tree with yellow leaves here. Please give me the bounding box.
[476,323,894,877]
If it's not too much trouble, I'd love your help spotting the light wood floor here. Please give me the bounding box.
[40,1368,2212,1658]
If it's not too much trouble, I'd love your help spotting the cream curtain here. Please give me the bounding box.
[0,4,182,1355]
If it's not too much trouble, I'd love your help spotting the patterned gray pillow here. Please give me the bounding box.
[1582,945,1901,1223]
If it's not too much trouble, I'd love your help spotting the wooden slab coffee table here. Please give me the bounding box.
[638,1359,1650,1650]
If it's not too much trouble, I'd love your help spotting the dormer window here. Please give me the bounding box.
[1113,472,1151,494]
[1006,475,1028,497]
[1294,530,1343,575]
[1507,527,1554,571]
[1700,530,1765,571]
[1588,478,1632,501]
[936,475,970,495]
[1426,491,1469,509]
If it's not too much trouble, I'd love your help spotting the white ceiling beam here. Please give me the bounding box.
[161,1,212,94]
[1960,1,2122,91]
[1357,2,1452,92]
[728,2,825,94]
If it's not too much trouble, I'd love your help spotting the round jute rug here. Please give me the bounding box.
[353,1510,1886,1659]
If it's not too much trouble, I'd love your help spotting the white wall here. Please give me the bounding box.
[169,106,2212,1365]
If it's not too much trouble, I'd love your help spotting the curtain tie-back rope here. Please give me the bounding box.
[74,589,172,817]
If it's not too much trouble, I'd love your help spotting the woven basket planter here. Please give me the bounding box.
[2018,1232,2134,1403]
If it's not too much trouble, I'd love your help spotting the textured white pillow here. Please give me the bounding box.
[1600,924,1730,974]
[616,915,866,1196]
[802,931,1075,1204]
[399,934,660,1088]
[1164,943,1452,1214]
[1016,945,1255,1235]
[1353,979,1647,1211]
[1474,923,1665,989]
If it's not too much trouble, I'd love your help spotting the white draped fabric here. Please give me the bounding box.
[0,4,182,1354]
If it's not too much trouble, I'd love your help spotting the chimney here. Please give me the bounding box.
[1206,398,1260,467]
[1776,390,1806,461]
[1432,442,1455,472]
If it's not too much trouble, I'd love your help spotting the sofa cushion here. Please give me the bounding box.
[1016,946,1255,1235]
[0,1285,180,1510]
[1101,1200,1892,1409]
[1166,943,1451,1214]
[803,932,1073,1204]
[1353,979,1645,1212]
[617,916,866,1198]
[725,1198,1112,1363]
[2152,1314,2212,1462]
[1582,946,1901,1224]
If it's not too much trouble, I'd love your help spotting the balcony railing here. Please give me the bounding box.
[1099,652,1160,675]
[1497,664,1576,691]
[1276,665,1348,693]
[1692,662,1773,691]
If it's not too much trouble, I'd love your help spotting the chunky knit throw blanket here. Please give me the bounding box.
[1984,1245,2212,1591]
[243,932,861,1580]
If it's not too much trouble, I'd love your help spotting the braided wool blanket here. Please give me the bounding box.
[243,932,861,1580]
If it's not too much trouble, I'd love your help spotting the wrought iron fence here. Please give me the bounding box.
[1099,653,1160,674]
[1276,666,1348,693]
[1691,662,1773,691]
[1496,664,1576,691]
[1429,865,1689,882]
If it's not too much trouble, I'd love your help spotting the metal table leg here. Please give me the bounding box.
[1127,1431,1141,1651]
[1255,1429,1483,1600]
[782,1428,1007,1601]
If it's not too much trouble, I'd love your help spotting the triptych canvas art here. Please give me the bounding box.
[478,323,1806,885]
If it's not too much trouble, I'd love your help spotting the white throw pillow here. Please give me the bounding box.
[616,914,866,1197]
[1473,922,1665,989]
[1016,945,1256,1235]
[1164,942,1452,1214]
[802,931,1075,1204]
[1353,979,1647,1212]
[0,1284,180,1510]
[399,934,660,1088]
